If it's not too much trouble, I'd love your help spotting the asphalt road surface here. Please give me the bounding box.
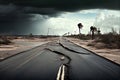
[0,37,120,80]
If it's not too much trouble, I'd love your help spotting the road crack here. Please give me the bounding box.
[59,42,89,55]
[44,48,71,80]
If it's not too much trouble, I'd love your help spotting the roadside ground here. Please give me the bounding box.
[67,37,120,65]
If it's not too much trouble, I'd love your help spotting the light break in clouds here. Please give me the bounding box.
[36,9,120,35]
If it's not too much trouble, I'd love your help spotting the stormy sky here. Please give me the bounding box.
[0,0,120,35]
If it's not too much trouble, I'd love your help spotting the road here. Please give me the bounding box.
[0,37,120,80]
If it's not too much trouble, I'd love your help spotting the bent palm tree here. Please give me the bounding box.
[90,26,97,39]
[78,23,83,35]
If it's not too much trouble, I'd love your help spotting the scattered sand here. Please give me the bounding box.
[67,38,120,65]
[0,38,58,60]
[0,45,18,51]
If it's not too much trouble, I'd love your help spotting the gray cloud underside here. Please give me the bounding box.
[0,0,119,34]
[0,0,120,15]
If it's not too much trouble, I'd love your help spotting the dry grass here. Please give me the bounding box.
[67,32,120,49]
[67,34,91,40]
[67,38,120,64]
[95,33,120,49]
[0,38,12,45]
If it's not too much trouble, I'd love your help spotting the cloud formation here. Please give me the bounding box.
[0,0,119,35]
[0,0,120,16]
[94,10,120,33]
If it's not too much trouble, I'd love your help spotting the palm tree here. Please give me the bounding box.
[90,26,97,39]
[78,23,83,35]
[97,28,101,35]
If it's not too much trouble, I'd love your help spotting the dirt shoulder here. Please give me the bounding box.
[67,37,120,65]
[0,38,58,60]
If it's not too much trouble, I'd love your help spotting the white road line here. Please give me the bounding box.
[61,65,65,80]
[56,64,66,80]
[15,50,44,69]
[57,65,62,80]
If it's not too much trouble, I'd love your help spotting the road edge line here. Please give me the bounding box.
[66,38,120,66]
[0,42,50,62]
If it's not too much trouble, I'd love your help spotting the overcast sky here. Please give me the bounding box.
[0,0,120,35]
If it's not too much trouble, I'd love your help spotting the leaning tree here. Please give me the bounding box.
[90,26,97,39]
[78,23,83,35]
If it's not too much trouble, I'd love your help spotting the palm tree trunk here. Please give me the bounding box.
[79,28,81,35]
[92,31,94,40]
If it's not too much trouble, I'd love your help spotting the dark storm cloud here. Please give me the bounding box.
[0,0,119,34]
[0,0,120,16]
[0,13,37,34]
[23,7,60,17]
[0,0,120,21]
[0,3,52,34]
[0,0,120,11]
[0,4,59,16]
